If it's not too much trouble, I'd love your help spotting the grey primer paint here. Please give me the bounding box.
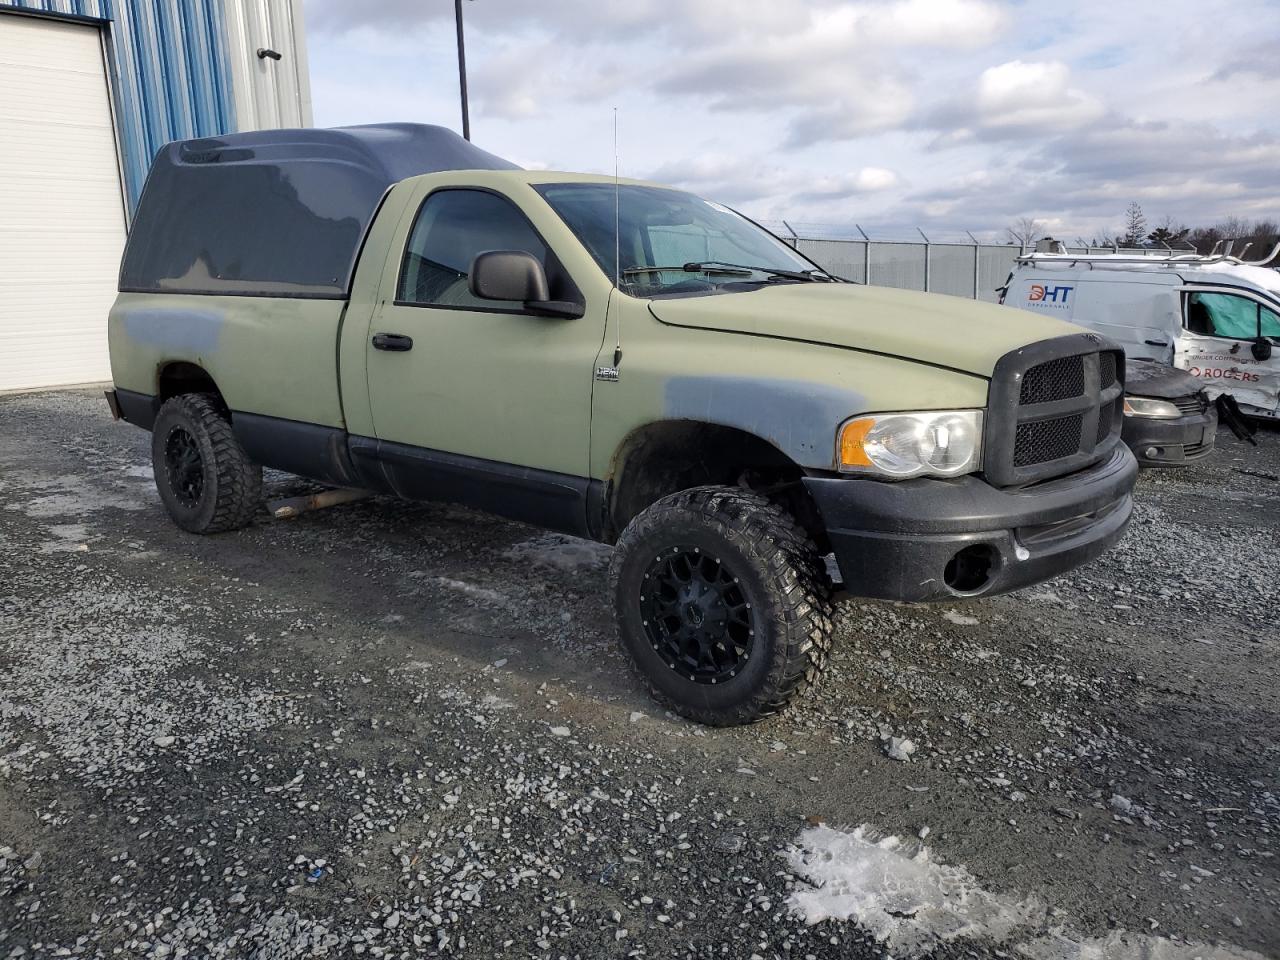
[663,376,864,469]
[122,308,225,354]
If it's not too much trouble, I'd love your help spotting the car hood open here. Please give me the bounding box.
[647,282,1084,378]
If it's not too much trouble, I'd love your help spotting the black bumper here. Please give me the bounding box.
[804,445,1138,603]
[1122,407,1217,467]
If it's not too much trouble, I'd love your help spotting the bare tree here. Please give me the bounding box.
[1005,216,1041,248]
[1122,202,1147,246]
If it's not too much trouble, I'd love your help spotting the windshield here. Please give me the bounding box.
[535,183,829,297]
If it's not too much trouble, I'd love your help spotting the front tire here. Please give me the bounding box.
[151,393,262,534]
[610,486,834,726]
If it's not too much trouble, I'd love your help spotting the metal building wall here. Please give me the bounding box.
[0,0,236,207]
[222,0,311,130]
[0,0,309,211]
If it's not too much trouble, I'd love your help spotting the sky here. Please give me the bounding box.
[302,0,1280,242]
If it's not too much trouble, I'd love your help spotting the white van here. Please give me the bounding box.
[1001,246,1280,420]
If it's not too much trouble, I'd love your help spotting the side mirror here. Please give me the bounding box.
[470,250,550,303]
[468,250,584,318]
[1252,337,1273,362]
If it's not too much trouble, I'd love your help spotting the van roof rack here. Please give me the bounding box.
[1015,240,1280,269]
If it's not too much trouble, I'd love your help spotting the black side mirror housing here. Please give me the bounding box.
[468,250,583,318]
[1252,337,1273,362]
[470,250,550,302]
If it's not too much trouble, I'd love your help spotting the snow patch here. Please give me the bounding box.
[785,825,1266,960]
[785,824,1042,952]
[502,533,612,572]
[943,610,979,626]
[432,577,510,606]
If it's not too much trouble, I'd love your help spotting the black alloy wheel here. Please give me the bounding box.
[610,486,835,726]
[163,425,205,507]
[640,546,755,684]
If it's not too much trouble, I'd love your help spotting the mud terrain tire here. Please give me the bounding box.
[610,486,834,726]
[152,393,262,534]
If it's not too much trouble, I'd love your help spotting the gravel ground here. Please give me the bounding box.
[0,388,1277,960]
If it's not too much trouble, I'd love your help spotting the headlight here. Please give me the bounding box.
[838,410,983,479]
[1123,396,1181,419]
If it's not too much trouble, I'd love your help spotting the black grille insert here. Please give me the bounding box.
[985,334,1127,487]
[1020,355,1085,405]
[1096,398,1119,446]
[1015,415,1083,466]
[1099,352,1117,389]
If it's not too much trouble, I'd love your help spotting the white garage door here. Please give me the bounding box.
[0,13,127,392]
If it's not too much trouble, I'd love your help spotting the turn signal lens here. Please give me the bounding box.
[839,418,875,468]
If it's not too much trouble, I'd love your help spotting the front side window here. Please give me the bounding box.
[535,183,832,298]
[398,189,549,309]
[1186,291,1280,341]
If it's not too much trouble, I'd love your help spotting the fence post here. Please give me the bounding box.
[781,219,798,249]
[967,231,980,300]
[856,224,871,285]
[918,228,930,293]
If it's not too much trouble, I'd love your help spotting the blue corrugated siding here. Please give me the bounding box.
[0,0,236,210]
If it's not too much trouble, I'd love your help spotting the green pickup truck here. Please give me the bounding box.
[106,123,1137,725]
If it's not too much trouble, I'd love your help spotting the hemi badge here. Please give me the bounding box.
[595,366,620,382]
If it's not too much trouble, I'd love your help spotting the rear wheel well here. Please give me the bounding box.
[605,421,828,550]
[157,362,225,411]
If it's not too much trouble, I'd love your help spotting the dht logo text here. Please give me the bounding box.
[1029,284,1073,304]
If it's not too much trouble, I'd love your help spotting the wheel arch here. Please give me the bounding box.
[603,419,828,549]
[156,361,226,410]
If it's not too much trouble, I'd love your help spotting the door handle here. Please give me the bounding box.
[372,333,413,352]
[1144,338,1170,346]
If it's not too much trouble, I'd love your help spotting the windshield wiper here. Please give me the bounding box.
[683,261,839,282]
[621,263,754,278]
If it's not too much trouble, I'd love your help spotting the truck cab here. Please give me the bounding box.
[106,124,1138,726]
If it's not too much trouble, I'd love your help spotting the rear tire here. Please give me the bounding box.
[610,486,834,726]
[151,393,262,534]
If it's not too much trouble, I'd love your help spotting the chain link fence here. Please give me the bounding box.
[775,233,1162,302]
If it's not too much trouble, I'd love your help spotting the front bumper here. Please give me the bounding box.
[804,445,1138,603]
[1122,405,1217,467]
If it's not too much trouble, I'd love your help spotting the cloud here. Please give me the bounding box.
[860,0,1008,46]
[308,0,1010,147]
[896,114,1280,238]
[794,168,900,201]
[976,60,1104,130]
[924,60,1105,145]
[642,156,899,208]
[303,0,1280,238]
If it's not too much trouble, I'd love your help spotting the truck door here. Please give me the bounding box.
[361,186,604,532]
[1176,288,1280,417]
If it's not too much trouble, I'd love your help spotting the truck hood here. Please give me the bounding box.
[648,282,1084,378]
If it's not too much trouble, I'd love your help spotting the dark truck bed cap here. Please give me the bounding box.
[119,123,519,299]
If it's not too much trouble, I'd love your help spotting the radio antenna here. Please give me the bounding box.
[612,106,622,366]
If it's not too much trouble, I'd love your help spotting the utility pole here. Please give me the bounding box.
[454,0,471,140]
